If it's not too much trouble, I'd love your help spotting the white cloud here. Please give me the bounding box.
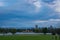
[34,19,60,23]
[41,0,60,17]
[28,0,42,12]
[0,2,4,6]
[34,20,48,23]
[33,1,41,8]
[49,19,60,21]
[54,0,60,12]
[33,0,42,12]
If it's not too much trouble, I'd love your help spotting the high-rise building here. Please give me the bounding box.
[35,25,38,29]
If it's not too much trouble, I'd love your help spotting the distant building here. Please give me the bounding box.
[35,25,38,29]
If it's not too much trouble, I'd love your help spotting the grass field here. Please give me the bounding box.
[0,34,59,40]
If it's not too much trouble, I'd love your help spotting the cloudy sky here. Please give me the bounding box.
[0,0,60,28]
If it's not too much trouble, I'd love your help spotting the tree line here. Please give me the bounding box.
[0,25,60,35]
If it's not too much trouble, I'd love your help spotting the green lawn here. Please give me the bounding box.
[0,34,59,40]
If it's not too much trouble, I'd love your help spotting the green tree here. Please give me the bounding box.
[34,25,39,33]
[42,27,48,35]
[10,28,16,35]
[0,28,8,35]
[34,28,39,33]
[56,28,60,40]
[0,28,2,33]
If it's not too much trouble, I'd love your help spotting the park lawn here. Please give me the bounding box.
[0,34,55,40]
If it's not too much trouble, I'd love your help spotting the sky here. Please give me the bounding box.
[0,0,60,28]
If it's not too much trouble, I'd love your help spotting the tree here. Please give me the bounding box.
[34,25,39,33]
[4,28,9,34]
[34,28,39,33]
[56,28,60,35]
[0,28,8,35]
[1,28,6,35]
[42,27,48,35]
[56,28,60,40]
[10,28,16,35]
